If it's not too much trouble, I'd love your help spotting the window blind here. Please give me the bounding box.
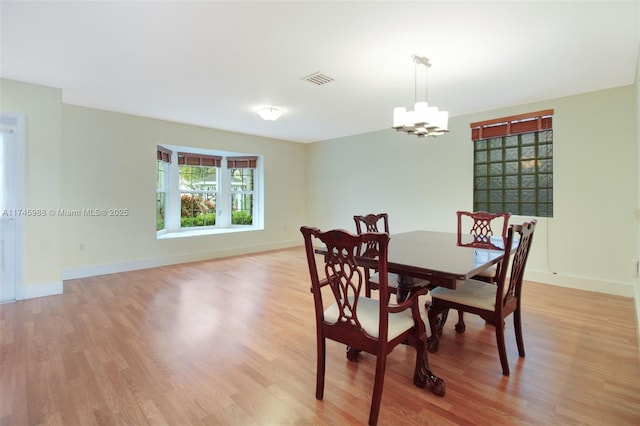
[177,152,222,167]
[157,146,172,163]
[470,109,553,141]
[227,156,258,169]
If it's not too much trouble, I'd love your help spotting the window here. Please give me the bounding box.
[156,145,262,237]
[228,157,256,225]
[178,153,221,228]
[470,110,553,217]
[156,146,171,231]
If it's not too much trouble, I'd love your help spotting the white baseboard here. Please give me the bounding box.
[20,281,63,300]
[62,239,301,281]
[526,269,635,297]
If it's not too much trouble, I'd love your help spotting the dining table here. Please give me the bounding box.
[380,230,514,293]
[315,229,515,299]
[388,231,510,282]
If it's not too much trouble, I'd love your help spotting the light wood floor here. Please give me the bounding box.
[1,246,639,425]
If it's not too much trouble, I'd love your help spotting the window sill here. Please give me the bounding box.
[157,226,259,240]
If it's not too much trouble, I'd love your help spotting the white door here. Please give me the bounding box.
[0,115,21,303]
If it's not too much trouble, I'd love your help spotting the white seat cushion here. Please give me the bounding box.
[429,279,497,311]
[473,264,497,278]
[324,296,415,340]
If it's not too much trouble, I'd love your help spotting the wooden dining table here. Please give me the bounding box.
[380,230,514,294]
[315,229,515,299]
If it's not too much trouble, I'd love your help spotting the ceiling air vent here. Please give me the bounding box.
[302,72,335,86]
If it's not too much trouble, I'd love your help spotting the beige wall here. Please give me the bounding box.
[0,79,62,296]
[307,85,638,297]
[2,77,638,302]
[60,105,307,277]
[1,78,307,295]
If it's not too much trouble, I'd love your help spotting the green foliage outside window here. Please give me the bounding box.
[180,193,216,227]
[181,213,216,227]
[232,210,252,225]
[156,194,165,231]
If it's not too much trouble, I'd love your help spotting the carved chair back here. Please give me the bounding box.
[457,210,511,245]
[353,213,389,259]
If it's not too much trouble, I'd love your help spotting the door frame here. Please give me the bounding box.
[1,112,25,301]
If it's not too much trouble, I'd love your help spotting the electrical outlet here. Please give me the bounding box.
[632,259,639,278]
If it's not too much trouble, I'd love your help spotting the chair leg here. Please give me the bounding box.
[454,310,466,333]
[411,324,427,387]
[440,308,450,330]
[346,346,361,361]
[514,308,525,357]
[316,337,326,399]
[494,317,510,376]
[368,352,388,426]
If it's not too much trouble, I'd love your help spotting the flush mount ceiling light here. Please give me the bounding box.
[393,55,448,138]
[257,106,282,121]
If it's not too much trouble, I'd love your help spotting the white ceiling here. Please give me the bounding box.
[1,1,638,143]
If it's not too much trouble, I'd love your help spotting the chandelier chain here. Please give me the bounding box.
[412,55,431,104]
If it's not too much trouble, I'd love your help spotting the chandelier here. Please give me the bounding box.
[393,55,448,137]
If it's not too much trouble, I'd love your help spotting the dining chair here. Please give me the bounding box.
[300,226,445,426]
[453,210,511,332]
[426,220,537,376]
[353,213,429,299]
[457,210,511,281]
[353,213,389,297]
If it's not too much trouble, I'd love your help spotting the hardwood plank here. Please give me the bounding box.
[0,247,638,425]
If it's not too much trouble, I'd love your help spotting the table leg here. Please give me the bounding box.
[411,309,446,397]
[396,275,415,303]
[427,335,440,353]
[413,350,445,396]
